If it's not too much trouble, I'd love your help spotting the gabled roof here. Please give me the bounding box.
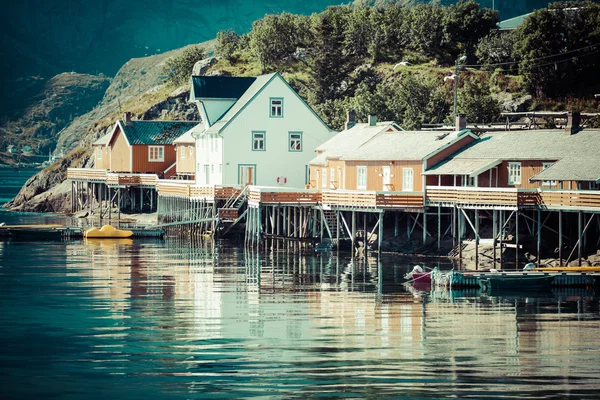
[93,133,111,146]
[193,72,333,136]
[425,129,600,182]
[497,12,532,30]
[174,123,205,144]
[423,158,501,176]
[342,129,474,161]
[191,76,256,100]
[113,121,198,146]
[310,122,399,166]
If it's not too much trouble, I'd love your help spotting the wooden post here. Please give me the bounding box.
[515,210,519,270]
[422,209,427,246]
[351,211,356,253]
[559,210,563,266]
[578,211,582,266]
[493,209,497,269]
[537,209,541,267]
[363,213,367,253]
[437,206,441,250]
[458,208,462,268]
[475,209,479,270]
[378,211,384,255]
[452,205,457,247]
[499,210,504,270]
[394,212,398,237]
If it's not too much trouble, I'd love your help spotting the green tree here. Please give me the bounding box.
[162,45,206,86]
[308,6,352,103]
[403,3,445,60]
[249,13,309,70]
[513,2,600,97]
[457,78,500,123]
[475,31,516,72]
[215,30,240,61]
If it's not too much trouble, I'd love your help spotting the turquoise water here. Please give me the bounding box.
[1,169,600,398]
[1,236,599,399]
[0,167,40,205]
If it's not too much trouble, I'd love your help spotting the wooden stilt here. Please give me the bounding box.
[378,211,384,255]
[559,210,563,266]
[537,209,541,267]
[351,211,356,253]
[578,211,582,266]
[422,209,427,246]
[394,212,399,237]
[493,209,497,269]
[515,210,520,269]
[437,206,441,250]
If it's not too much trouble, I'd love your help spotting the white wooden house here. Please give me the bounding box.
[189,73,335,188]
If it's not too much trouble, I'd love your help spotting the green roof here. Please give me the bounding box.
[191,76,256,99]
[497,12,532,30]
[118,121,198,145]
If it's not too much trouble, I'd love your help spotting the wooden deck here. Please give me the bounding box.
[426,186,600,209]
[67,168,107,182]
[322,190,423,209]
[157,181,243,200]
[247,187,321,205]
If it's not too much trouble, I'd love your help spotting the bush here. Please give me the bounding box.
[162,45,206,86]
[215,30,240,61]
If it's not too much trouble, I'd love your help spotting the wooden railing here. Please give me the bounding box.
[426,186,600,209]
[157,182,243,199]
[248,187,321,204]
[106,173,159,186]
[538,190,600,209]
[67,168,107,181]
[157,181,191,197]
[375,191,423,208]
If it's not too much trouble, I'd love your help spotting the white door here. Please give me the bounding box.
[239,165,255,186]
[382,166,391,191]
[402,168,414,191]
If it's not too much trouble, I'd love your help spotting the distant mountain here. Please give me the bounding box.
[1,1,553,85]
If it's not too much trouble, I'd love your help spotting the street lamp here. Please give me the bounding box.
[453,55,467,117]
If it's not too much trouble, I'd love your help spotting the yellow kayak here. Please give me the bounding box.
[84,225,133,239]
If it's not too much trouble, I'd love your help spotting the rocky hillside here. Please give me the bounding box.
[0,73,110,164]
[5,47,203,213]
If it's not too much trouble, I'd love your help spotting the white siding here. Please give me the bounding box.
[221,76,335,188]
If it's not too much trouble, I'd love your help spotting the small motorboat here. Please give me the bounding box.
[479,274,555,292]
[404,265,432,284]
[84,225,133,239]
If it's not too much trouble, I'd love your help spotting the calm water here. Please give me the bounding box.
[0,236,599,399]
[1,169,600,398]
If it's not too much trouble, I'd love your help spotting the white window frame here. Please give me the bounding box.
[589,181,599,190]
[357,166,367,190]
[252,131,265,151]
[541,162,556,187]
[189,145,194,156]
[270,98,283,118]
[180,146,185,159]
[321,167,327,188]
[508,162,521,185]
[148,146,164,162]
[289,132,302,152]
[97,147,102,160]
[462,175,475,187]
[402,168,414,192]
[330,167,335,189]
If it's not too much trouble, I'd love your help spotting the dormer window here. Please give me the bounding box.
[270,98,283,118]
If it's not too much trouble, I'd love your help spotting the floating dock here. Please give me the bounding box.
[0,225,165,240]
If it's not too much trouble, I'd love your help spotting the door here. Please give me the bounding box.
[238,165,255,186]
[382,166,391,191]
[402,168,414,191]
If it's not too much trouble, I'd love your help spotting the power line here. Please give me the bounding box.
[464,42,600,68]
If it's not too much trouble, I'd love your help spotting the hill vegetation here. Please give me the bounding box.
[198,0,600,129]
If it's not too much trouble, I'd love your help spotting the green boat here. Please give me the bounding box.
[479,274,555,293]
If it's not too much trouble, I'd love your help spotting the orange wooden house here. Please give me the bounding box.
[92,113,197,177]
[173,123,204,179]
[309,115,478,193]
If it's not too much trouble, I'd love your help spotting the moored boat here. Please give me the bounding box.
[479,274,555,292]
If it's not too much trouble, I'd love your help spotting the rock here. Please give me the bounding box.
[500,94,533,113]
[205,69,231,77]
[192,57,220,76]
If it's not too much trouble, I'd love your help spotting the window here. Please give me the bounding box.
[252,131,265,151]
[462,175,475,187]
[542,162,556,187]
[189,145,193,156]
[289,132,302,152]
[270,98,283,117]
[590,181,599,190]
[97,148,102,160]
[211,164,215,173]
[180,146,185,159]
[148,146,164,162]
[357,166,367,189]
[508,162,521,185]
[321,168,327,188]
[402,168,414,191]
[330,167,335,189]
